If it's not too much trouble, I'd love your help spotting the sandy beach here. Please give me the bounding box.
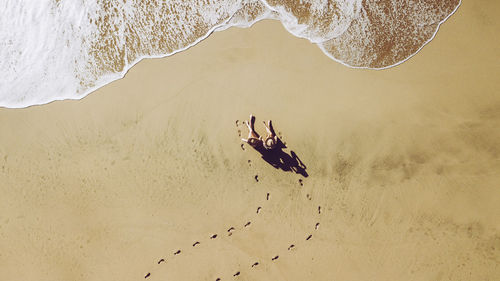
[1,1,499,280]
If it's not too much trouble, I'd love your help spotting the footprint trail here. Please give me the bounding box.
[143,122,322,279]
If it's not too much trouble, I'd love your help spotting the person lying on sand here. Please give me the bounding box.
[262,119,278,150]
[241,114,262,148]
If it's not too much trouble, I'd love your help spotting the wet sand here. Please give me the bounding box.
[0,1,499,280]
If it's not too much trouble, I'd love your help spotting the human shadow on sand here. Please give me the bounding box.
[252,138,308,178]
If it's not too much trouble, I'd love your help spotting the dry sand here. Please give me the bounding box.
[1,1,499,280]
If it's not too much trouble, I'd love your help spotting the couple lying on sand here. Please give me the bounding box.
[241,114,308,177]
[241,114,278,150]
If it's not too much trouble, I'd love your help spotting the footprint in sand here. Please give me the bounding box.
[146,187,321,279]
[240,143,245,150]
[254,175,259,182]
[299,179,303,186]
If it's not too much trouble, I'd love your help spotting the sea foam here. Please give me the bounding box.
[0,0,460,108]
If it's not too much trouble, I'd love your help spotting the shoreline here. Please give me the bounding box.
[1,2,461,109]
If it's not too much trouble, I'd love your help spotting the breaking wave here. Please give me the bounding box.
[0,0,460,108]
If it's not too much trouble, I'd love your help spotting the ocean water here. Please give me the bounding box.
[0,0,460,108]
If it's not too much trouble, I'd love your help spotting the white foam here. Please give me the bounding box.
[0,0,461,108]
[259,0,362,43]
[1,1,86,106]
[317,0,462,69]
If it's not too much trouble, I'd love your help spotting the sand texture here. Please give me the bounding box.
[0,1,499,280]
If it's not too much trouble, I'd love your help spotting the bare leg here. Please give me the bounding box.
[242,114,260,142]
[249,114,256,131]
[263,120,276,138]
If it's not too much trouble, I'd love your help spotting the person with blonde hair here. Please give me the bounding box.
[261,119,278,150]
